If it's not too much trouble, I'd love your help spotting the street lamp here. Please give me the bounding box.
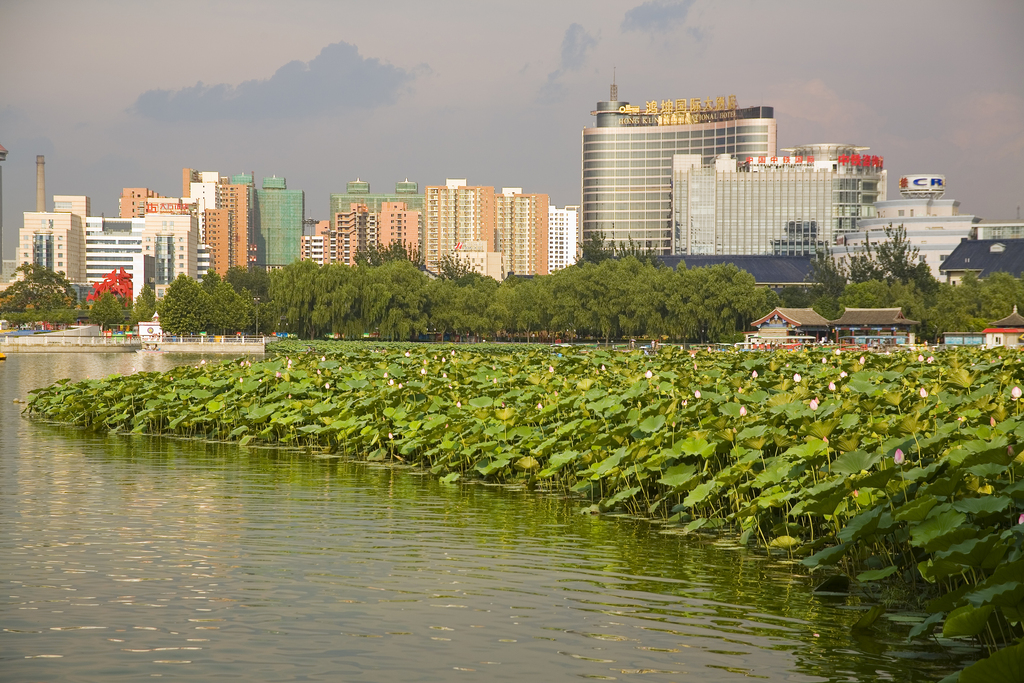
[254,297,260,338]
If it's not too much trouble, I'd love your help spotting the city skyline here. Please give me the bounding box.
[1,0,1022,262]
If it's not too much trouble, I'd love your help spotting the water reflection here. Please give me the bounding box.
[1,355,964,681]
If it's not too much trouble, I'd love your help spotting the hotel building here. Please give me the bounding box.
[582,84,776,254]
[670,144,886,256]
[140,200,200,297]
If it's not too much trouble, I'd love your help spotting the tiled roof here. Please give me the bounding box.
[991,305,1024,328]
[831,308,919,326]
[751,307,830,328]
[656,255,813,285]
[939,240,1024,279]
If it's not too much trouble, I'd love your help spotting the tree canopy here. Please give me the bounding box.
[0,263,77,312]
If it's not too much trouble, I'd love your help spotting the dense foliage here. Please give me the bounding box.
[87,291,127,329]
[268,256,776,343]
[25,343,1024,679]
[0,263,76,312]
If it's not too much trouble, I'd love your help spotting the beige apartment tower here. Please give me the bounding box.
[120,188,164,218]
[495,188,549,276]
[424,179,496,273]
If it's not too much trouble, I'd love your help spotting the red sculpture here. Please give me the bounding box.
[87,268,133,302]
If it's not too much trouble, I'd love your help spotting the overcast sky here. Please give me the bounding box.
[2,0,1022,259]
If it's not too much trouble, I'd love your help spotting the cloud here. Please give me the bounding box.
[768,79,883,140]
[132,41,414,122]
[560,23,598,71]
[621,0,696,34]
[539,23,598,103]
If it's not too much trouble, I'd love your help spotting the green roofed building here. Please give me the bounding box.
[255,176,304,269]
[329,179,424,245]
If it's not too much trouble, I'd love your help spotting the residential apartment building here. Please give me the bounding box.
[336,203,377,266]
[495,188,548,276]
[548,205,579,271]
[84,216,153,299]
[300,220,332,266]
[19,208,87,283]
[424,179,496,274]
[378,201,421,256]
[141,200,199,297]
[119,188,164,218]
[329,179,424,243]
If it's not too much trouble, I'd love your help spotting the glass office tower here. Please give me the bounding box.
[581,87,776,254]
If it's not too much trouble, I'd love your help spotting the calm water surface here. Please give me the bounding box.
[1,353,964,681]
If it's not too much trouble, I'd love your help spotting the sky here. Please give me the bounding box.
[1,0,1023,260]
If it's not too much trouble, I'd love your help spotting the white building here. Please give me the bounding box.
[839,174,980,278]
[141,200,200,298]
[548,205,579,271]
[84,216,153,299]
[671,144,886,256]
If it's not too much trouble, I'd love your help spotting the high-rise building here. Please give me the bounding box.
[141,200,199,297]
[226,174,256,269]
[670,145,886,256]
[84,216,153,299]
[19,210,87,282]
[377,201,421,257]
[204,208,232,275]
[255,176,304,269]
[424,179,496,273]
[119,188,164,219]
[330,179,424,246]
[300,220,332,266]
[495,188,548,276]
[582,85,776,253]
[336,203,377,266]
[189,171,224,242]
[548,205,579,271]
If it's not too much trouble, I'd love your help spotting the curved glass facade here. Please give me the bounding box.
[581,99,776,254]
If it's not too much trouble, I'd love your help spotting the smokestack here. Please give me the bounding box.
[36,155,45,212]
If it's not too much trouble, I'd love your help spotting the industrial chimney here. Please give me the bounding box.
[36,155,45,212]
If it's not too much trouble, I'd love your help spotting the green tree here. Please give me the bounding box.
[356,241,422,267]
[158,274,210,335]
[435,253,477,283]
[578,230,614,265]
[207,279,248,335]
[129,285,157,326]
[225,266,270,300]
[0,263,76,312]
[89,291,127,330]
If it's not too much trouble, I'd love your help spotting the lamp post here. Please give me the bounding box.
[254,297,260,338]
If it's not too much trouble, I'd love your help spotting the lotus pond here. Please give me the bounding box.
[25,342,1024,680]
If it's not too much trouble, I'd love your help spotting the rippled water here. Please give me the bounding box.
[1,353,963,681]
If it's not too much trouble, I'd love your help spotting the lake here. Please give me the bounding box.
[0,353,964,681]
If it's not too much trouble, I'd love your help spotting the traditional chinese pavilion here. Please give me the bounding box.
[982,305,1024,348]
[748,308,831,346]
[831,308,918,346]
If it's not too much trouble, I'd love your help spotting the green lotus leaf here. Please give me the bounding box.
[639,414,666,433]
[957,640,1024,683]
[856,566,898,582]
[658,463,698,489]
[831,450,882,476]
[953,495,1012,517]
[683,481,717,508]
[468,396,493,409]
[942,603,994,638]
[801,542,849,568]
[893,495,939,522]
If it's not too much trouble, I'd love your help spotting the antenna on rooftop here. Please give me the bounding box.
[610,67,618,101]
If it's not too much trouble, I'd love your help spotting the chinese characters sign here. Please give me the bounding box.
[617,95,739,127]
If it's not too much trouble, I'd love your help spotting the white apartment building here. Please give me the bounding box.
[84,216,153,299]
[548,205,579,271]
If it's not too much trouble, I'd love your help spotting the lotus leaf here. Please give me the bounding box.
[942,603,994,638]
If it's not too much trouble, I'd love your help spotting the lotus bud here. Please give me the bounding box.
[1013,386,1022,400]
[860,356,866,364]
[324,383,330,389]
[793,373,802,383]
[1019,513,1024,525]
[918,354,924,362]
[739,406,747,416]
[840,371,848,378]
[548,366,554,373]
[992,417,997,427]
[829,382,836,391]
[537,403,543,409]
[752,370,758,378]
[809,399,819,410]
[894,449,904,464]
[645,370,653,379]
[920,388,928,398]
[694,390,701,399]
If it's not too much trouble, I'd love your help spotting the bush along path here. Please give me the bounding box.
[25,343,1024,681]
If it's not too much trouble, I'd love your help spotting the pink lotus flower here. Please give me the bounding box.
[1013,386,1022,399]
[809,399,819,410]
[324,383,330,389]
[442,373,447,378]
[645,370,653,379]
[420,368,427,375]
[694,390,701,399]
[852,490,859,498]
[860,356,866,364]
[894,449,904,464]
[456,401,461,408]
[388,432,393,439]
[321,356,325,361]
[927,356,934,363]
[793,373,802,383]
[739,406,747,416]
[829,382,836,391]
[822,357,827,364]
[548,366,554,373]
[398,383,403,388]
[1019,513,1024,525]
[840,371,848,378]
[918,355,924,362]
[752,370,758,378]
[834,349,841,356]
[389,379,394,385]
[317,369,321,375]
[683,400,688,407]
[384,372,388,377]
[537,403,543,409]
[405,352,410,357]
[920,388,928,398]
[601,365,606,371]
[275,372,281,378]
[992,417,997,427]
